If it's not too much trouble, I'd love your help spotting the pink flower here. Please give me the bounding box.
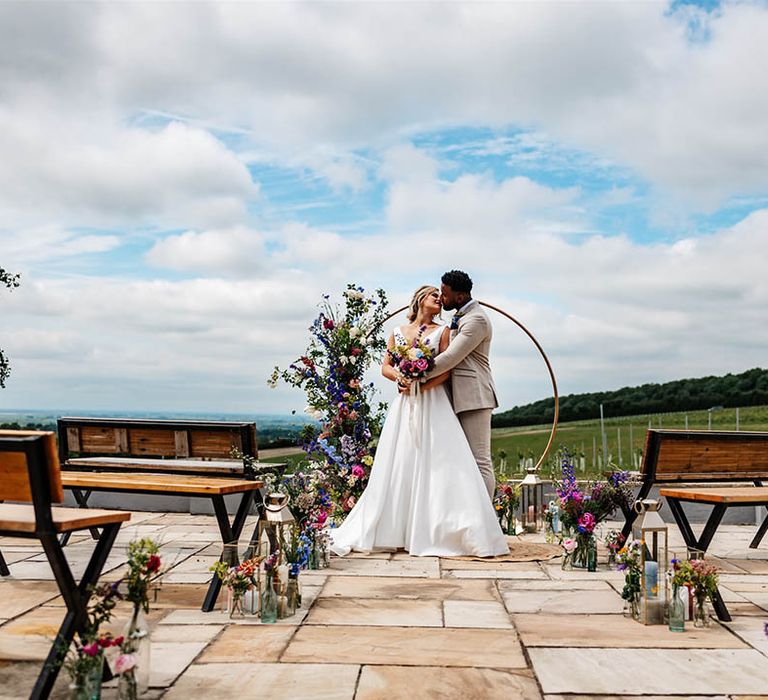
[323,318,334,330]
[114,653,137,675]
[316,510,328,527]
[577,512,596,534]
[82,642,100,657]
[562,538,577,554]
[414,358,428,372]
[351,465,365,479]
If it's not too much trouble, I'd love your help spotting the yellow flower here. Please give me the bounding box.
[362,455,373,466]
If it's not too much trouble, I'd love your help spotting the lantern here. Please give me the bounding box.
[257,493,295,562]
[520,466,544,533]
[633,498,668,625]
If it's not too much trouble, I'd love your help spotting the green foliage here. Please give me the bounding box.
[493,367,768,427]
[0,266,21,389]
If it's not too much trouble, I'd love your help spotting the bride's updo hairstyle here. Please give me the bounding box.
[407,285,439,322]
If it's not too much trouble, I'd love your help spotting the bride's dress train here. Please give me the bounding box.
[331,326,509,557]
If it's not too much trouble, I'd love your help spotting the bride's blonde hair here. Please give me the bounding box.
[407,285,439,323]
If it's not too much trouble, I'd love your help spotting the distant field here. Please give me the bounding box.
[262,404,768,479]
[492,404,768,480]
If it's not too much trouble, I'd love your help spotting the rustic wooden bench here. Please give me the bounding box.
[53,417,277,612]
[0,430,131,699]
[622,429,768,621]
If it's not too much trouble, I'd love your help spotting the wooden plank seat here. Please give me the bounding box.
[622,429,768,622]
[48,417,280,613]
[658,486,768,622]
[0,430,130,700]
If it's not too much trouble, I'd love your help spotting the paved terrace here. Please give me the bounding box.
[2,513,768,698]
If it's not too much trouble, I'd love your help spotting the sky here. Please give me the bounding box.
[1,0,768,417]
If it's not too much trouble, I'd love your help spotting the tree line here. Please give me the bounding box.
[492,367,768,428]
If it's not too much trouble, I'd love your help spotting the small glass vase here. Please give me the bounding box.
[572,535,592,569]
[243,584,260,616]
[69,652,104,700]
[229,591,245,619]
[693,592,710,628]
[285,573,300,617]
[561,552,573,571]
[668,584,686,632]
[607,551,617,570]
[623,591,641,621]
[118,606,150,699]
[586,537,597,572]
[260,573,278,624]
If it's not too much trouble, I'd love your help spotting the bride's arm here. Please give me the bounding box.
[421,327,451,392]
[381,333,401,383]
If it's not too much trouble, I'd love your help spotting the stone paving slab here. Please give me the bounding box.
[544,696,728,700]
[0,581,59,619]
[325,557,440,578]
[160,608,309,626]
[442,568,549,580]
[165,662,360,699]
[514,612,747,648]
[148,640,210,687]
[529,648,768,695]
[443,600,513,629]
[723,616,768,655]
[306,597,443,627]
[501,589,625,614]
[197,624,298,663]
[356,665,541,699]
[497,578,613,592]
[282,625,527,667]
[320,575,499,600]
[152,624,223,644]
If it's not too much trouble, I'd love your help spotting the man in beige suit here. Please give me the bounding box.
[431,270,498,500]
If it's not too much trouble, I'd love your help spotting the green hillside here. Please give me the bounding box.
[493,367,768,428]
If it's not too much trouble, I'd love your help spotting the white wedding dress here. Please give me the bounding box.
[331,325,509,558]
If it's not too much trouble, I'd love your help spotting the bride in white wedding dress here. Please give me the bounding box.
[331,285,509,557]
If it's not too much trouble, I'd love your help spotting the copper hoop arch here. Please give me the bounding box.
[373,301,559,472]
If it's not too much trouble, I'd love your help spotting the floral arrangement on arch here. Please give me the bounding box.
[270,284,389,519]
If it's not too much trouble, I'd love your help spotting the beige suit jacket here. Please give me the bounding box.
[431,302,498,414]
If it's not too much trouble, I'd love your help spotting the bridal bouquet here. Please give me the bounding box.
[389,325,436,384]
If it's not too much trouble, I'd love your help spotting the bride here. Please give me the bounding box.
[330,284,509,557]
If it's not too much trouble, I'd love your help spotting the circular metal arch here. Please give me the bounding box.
[374,301,559,472]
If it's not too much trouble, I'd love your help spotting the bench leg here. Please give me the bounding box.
[0,549,9,577]
[32,522,122,700]
[621,480,653,541]
[60,489,99,546]
[202,492,255,613]
[750,510,768,549]
[666,497,731,622]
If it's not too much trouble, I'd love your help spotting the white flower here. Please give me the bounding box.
[349,355,357,365]
[347,290,364,300]
[303,406,323,421]
[349,326,360,338]
[339,356,349,366]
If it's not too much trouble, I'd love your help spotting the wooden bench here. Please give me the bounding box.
[0,430,131,699]
[52,417,277,612]
[623,429,768,621]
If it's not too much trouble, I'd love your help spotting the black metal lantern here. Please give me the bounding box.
[257,492,295,562]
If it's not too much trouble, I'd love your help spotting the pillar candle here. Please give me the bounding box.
[645,560,658,597]
[527,505,535,522]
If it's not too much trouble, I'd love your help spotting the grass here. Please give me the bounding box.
[261,404,768,481]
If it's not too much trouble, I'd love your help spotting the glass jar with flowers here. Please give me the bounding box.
[210,556,259,620]
[493,481,520,536]
[555,455,632,572]
[260,551,279,624]
[668,557,693,632]
[690,559,719,628]
[561,537,576,570]
[61,582,122,700]
[617,539,642,621]
[116,539,161,700]
[604,530,625,569]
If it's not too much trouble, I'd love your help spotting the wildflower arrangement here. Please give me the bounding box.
[60,582,123,690]
[210,558,259,596]
[123,538,161,613]
[388,325,436,384]
[269,284,389,519]
[604,530,625,554]
[616,538,643,616]
[493,481,520,535]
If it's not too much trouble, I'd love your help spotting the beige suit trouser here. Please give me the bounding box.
[458,408,495,501]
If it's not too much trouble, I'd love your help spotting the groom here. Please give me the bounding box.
[432,270,498,500]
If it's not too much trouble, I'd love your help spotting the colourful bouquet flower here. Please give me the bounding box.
[493,481,520,535]
[210,557,260,596]
[123,538,162,614]
[604,529,625,553]
[388,325,436,383]
[616,538,643,618]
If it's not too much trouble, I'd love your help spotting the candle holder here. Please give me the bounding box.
[520,467,544,533]
[633,499,669,625]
